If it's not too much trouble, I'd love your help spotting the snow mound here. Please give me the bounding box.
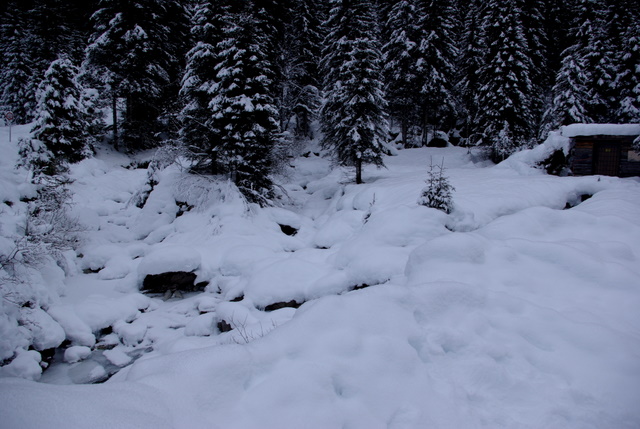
[244,258,331,307]
[498,130,571,173]
[137,246,201,277]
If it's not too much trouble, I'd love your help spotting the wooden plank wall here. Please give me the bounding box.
[570,136,640,177]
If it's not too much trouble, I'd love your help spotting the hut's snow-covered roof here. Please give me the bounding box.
[561,124,640,138]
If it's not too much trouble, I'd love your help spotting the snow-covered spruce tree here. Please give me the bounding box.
[320,0,389,185]
[418,158,455,214]
[540,44,592,136]
[289,0,324,141]
[416,0,459,142]
[382,0,424,147]
[521,0,549,139]
[180,0,231,174]
[0,6,38,124]
[474,0,536,162]
[19,58,89,177]
[457,0,485,145]
[540,0,618,135]
[208,3,279,205]
[579,0,617,123]
[615,10,640,124]
[84,0,189,151]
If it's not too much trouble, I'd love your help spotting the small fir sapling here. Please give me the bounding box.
[418,158,455,214]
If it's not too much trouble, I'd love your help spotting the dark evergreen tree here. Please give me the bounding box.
[289,0,323,140]
[543,0,575,89]
[19,58,89,176]
[542,46,592,134]
[0,5,37,124]
[541,0,622,134]
[474,0,536,161]
[614,2,640,123]
[208,3,279,204]
[521,0,548,137]
[456,0,485,144]
[382,0,424,147]
[84,0,189,151]
[180,1,229,174]
[28,0,90,70]
[320,0,388,184]
[416,0,458,142]
[579,0,617,123]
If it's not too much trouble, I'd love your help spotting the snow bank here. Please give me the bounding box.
[244,258,331,307]
[0,378,173,429]
[2,126,640,429]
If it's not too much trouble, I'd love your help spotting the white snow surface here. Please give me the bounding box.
[1,124,640,428]
[561,123,640,137]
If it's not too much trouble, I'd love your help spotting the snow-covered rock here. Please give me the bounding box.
[137,245,201,278]
[64,346,92,364]
[18,307,65,352]
[0,349,42,381]
[184,313,217,337]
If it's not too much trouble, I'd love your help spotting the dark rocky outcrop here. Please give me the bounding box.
[427,137,448,148]
[230,295,244,302]
[279,224,298,236]
[217,320,233,333]
[141,271,200,294]
[264,300,302,312]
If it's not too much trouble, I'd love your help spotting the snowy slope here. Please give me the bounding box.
[1,126,639,428]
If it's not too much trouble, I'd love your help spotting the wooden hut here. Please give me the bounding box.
[562,124,640,177]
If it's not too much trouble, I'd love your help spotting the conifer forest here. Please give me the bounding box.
[1,0,639,198]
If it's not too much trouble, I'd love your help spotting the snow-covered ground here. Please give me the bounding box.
[1,124,640,428]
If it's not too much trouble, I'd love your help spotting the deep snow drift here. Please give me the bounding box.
[1,124,639,428]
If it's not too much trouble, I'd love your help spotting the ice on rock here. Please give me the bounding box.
[68,360,107,384]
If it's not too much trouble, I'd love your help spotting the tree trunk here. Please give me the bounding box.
[401,116,408,147]
[422,106,430,147]
[112,93,119,151]
[355,158,363,184]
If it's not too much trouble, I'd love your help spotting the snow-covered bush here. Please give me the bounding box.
[0,175,82,379]
[418,159,455,214]
[1,178,80,275]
